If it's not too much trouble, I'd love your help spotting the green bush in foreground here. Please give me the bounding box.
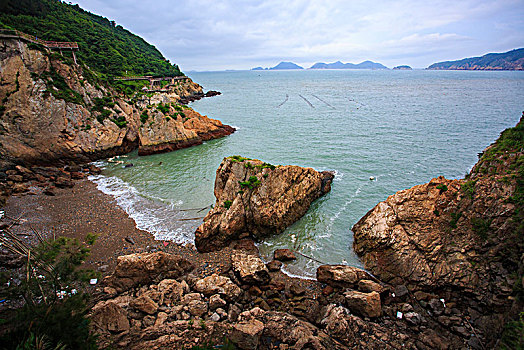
[0,236,99,349]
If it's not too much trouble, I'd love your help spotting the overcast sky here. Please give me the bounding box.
[72,0,524,71]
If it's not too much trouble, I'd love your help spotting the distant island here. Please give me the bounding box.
[251,60,388,70]
[427,48,524,70]
[269,61,304,70]
[393,65,412,70]
[310,60,388,70]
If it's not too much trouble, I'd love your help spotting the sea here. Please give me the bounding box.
[89,69,524,278]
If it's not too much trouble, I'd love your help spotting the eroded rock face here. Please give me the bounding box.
[0,39,234,170]
[352,115,524,348]
[195,156,335,252]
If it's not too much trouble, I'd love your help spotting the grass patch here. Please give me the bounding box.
[461,180,477,199]
[436,184,448,193]
[449,212,462,229]
[223,200,233,209]
[111,115,127,128]
[228,155,252,162]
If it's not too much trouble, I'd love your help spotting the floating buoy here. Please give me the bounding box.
[369,176,375,181]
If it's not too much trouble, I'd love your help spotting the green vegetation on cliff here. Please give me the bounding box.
[428,48,524,70]
[0,0,183,77]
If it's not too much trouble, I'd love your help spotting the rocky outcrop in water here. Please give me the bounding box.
[0,39,234,171]
[352,115,524,348]
[194,156,335,252]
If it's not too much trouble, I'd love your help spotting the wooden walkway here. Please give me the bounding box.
[0,29,79,63]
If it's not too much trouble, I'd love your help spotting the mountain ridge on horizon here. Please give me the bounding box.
[252,60,388,71]
[427,47,524,70]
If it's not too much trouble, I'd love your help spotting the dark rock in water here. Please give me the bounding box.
[195,156,334,252]
[124,163,134,168]
[273,249,296,261]
[204,90,221,97]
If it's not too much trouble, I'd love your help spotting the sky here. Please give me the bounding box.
[72,0,524,71]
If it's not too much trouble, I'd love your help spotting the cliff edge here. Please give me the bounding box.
[0,39,234,170]
[353,114,524,347]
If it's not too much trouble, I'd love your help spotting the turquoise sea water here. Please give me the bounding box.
[91,69,524,278]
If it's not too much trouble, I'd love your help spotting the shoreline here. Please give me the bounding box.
[3,177,319,288]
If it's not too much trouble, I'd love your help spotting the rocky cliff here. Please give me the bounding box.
[0,39,234,170]
[195,156,334,252]
[353,114,524,347]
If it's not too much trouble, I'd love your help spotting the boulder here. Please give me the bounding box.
[316,265,371,289]
[130,295,158,315]
[106,252,193,293]
[209,294,227,311]
[231,252,270,285]
[195,157,334,252]
[266,260,282,271]
[230,319,265,349]
[90,301,130,334]
[358,279,384,294]
[273,249,296,261]
[194,274,242,300]
[343,290,382,318]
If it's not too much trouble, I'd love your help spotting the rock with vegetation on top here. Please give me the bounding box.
[352,114,524,348]
[195,156,335,252]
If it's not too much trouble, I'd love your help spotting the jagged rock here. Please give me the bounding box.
[130,295,158,315]
[230,319,265,349]
[231,252,270,285]
[106,252,193,293]
[91,301,130,333]
[343,290,382,318]
[209,294,227,311]
[156,279,188,306]
[358,279,384,294]
[187,299,208,317]
[154,312,168,327]
[316,265,371,289]
[195,157,334,252]
[273,249,296,261]
[194,274,242,300]
[321,304,356,345]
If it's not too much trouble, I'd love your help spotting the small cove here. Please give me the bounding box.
[91,69,524,278]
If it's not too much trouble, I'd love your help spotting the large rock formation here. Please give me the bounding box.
[0,39,234,170]
[194,156,335,252]
[353,115,524,347]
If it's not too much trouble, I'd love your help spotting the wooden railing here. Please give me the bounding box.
[0,29,78,50]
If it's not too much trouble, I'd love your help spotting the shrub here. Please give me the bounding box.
[140,111,149,124]
[436,184,448,193]
[0,235,99,349]
[111,115,127,128]
[156,103,170,114]
[223,200,232,209]
[239,176,261,190]
[461,180,477,199]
